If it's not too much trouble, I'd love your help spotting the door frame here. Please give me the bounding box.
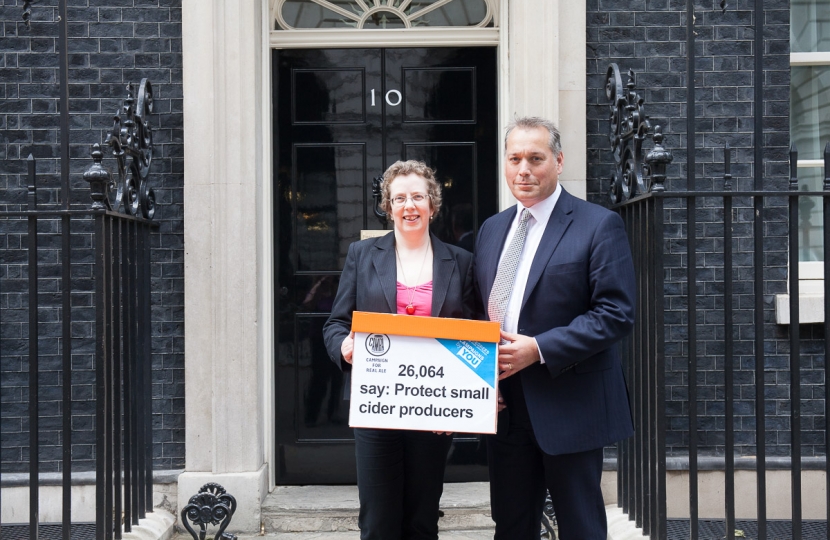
[180,1,586,504]
[272,46,499,485]
[265,3,508,490]
[262,0,588,489]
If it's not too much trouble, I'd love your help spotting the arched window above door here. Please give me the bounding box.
[273,0,497,30]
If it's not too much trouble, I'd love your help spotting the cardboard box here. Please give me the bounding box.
[349,311,500,434]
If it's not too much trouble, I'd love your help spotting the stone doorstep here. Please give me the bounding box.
[262,483,492,533]
[122,508,177,540]
[260,483,643,539]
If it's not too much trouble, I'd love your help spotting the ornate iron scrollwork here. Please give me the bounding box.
[606,64,672,203]
[181,483,238,540]
[539,489,557,539]
[83,79,156,218]
[372,174,387,226]
[23,0,34,27]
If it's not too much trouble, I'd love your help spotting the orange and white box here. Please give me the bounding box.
[350,311,500,434]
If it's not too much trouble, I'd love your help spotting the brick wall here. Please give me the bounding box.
[2,0,821,475]
[0,0,184,471]
[587,0,827,460]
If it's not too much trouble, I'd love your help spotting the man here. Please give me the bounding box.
[474,117,635,539]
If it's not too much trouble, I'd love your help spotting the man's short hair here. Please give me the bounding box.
[504,116,562,157]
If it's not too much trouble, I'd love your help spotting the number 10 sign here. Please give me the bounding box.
[349,311,500,434]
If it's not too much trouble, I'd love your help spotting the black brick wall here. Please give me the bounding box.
[0,0,184,471]
[588,0,826,460]
[2,0,822,475]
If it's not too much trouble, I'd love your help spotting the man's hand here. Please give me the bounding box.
[341,331,355,364]
[497,330,540,380]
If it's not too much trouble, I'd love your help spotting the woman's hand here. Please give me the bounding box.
[341,331,355,364]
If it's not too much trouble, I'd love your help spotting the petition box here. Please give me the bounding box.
[350,311,500,434]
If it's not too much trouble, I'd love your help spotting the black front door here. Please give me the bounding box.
[274,47,498,485]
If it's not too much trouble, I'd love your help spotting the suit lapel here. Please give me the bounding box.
[521,190,574,308]
[479,208,517,307]
[371,232,398,313]
[430,235,455,316]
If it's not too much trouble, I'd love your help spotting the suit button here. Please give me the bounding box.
[518,328,525,333]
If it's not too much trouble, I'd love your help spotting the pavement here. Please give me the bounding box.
[167,483,643,540]
[170,482,500,539]
[172,532,494,539]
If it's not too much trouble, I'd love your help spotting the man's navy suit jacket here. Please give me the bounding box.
[475,188,636,456]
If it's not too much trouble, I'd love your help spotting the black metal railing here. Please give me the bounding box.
[616,192,667,539]
[606,0,827,535]
[615,144,830,539]
[0,152,157,539]
[4,3,158,528]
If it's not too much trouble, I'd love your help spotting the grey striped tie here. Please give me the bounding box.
[488,208,531,327]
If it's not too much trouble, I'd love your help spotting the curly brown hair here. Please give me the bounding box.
[380,160,443,218]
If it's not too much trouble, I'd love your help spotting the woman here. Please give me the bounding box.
[323,160,474,540]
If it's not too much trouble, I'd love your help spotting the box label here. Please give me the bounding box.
[350,332,498,433]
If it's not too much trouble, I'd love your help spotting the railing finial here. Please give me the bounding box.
[83,143,112,211]
[645,126,673,193]
[723,143,732,191]
[824,142,830,191]
[27,153,37,210]
[789,143,799,191]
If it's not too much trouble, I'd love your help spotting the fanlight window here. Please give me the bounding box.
[275,0,495,30]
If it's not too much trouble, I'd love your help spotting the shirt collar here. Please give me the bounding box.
[516,182,562,226]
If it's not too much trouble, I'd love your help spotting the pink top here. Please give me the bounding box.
[396,281,433,316]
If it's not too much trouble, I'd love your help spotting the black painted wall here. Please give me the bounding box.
[0,0,184,472]
[588,0,826,460]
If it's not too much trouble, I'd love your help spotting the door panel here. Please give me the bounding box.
[293,144,367,271]
[275,47,497,484]
[385,47,499,247]
[293,69,367,124]
[403,68,476,122]
[404,143,478,253]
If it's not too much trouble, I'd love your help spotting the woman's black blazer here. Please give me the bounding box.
[323,232,474,396]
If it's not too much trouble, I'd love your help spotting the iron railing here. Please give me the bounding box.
[607,0,827,536]
[608,43,830,539]
[3,2,158,537]
[0,156,157,540]
[616,145,830,540]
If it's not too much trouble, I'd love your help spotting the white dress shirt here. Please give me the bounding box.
[497,183,562,362]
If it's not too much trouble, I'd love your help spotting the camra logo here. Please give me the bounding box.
[365,334,391,356]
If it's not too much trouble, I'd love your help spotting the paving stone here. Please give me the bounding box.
[261,483,492,533]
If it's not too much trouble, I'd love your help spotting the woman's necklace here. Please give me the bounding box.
[395,238,431,315]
